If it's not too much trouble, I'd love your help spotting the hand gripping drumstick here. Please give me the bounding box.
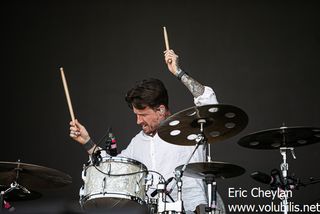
[163,26,172,63]
[60,67,75,123]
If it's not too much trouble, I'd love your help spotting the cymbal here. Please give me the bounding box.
[238,126,320,150]
[0,161,72,189]
[158,104,248,146]
[175,161,245,179]
[0,186,42,201]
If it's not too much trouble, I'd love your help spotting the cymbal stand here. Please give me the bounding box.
[0,182,30,212]
[195,119,218,214]
[0,189,3,211]
[279,147,296,214]
[0,160,31,212]
[157,119,207,213]
[181,118,218,214]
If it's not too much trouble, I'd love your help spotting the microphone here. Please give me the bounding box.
[151,177,174,197]
[91,127,114,166]
[251,171,273,184]
[108,129,118,156]
[251,169,282,190]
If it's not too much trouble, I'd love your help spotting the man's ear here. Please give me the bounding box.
[158,105,166,114]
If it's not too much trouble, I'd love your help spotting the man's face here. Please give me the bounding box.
[133,106,164,135]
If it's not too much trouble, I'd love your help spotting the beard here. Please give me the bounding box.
[141,123,159,136]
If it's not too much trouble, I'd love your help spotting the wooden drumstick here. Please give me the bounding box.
[163,26,170,50]
[60,67,75,122]
[163,26,172,64]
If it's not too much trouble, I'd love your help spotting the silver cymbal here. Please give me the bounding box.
[158,104,248,146]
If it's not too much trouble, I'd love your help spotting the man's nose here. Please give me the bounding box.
[136,115,143,125]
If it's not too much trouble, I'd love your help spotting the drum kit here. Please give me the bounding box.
[1,104,319,213]
[79,104,249,214]
[77,104,320,214]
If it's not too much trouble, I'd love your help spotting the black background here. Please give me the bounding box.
[2,0,320,213]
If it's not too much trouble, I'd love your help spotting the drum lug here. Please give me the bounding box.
[102,177,107,194]
[81,168,86,182]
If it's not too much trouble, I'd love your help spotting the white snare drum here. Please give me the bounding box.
[80,156,148,209]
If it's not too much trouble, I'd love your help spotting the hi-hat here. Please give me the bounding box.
[175,161,245,179]
[158,104,248,146]
[0,161,72,189]
[238,126,320,150]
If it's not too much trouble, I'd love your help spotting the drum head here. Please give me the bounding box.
[100,156,148,172]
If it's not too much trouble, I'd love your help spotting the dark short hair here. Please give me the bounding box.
[125,78,169,110]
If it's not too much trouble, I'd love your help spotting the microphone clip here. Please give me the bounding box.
[92,150,102,166]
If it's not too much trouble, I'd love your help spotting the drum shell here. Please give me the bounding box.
[80,156,148,209]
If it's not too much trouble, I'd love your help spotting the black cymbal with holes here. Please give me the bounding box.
[175,161,245,179]
[238,126,320,149]
[158,104,248,146]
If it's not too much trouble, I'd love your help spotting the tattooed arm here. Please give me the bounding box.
[164,49,205,98]
[179,71,205,98]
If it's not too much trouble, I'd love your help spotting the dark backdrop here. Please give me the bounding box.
[2,0,320,213]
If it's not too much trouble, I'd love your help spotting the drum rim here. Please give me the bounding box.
[98,156,148,171]
[81,192,146,207]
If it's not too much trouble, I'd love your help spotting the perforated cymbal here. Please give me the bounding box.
[175,161,245,179]
[238,126,320,149]
[158,104,248,146]
[0,161,72,189]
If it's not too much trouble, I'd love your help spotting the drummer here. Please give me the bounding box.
[69,49,225,214]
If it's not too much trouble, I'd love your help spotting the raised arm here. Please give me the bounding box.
[164,49,209,99]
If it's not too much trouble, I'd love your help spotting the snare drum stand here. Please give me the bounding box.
[156,173,184,214]
[157,141,202,214]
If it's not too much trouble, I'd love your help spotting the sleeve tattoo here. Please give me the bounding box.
[181,73,205,98]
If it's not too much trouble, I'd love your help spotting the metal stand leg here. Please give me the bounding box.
[279,147,296,214]
[0,191,4,212]
[204,176,217,214]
